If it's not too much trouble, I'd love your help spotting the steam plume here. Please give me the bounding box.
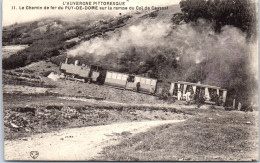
[67,18,257,104]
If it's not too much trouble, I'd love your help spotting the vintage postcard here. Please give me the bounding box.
[2,0,258,161]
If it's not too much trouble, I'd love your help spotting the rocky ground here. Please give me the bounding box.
[3,94,190,140]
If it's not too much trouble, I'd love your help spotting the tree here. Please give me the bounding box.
[180,0,257,39]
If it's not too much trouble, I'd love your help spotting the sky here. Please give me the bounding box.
[3,0,181,26]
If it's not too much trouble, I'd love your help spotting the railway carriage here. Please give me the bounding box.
[125,75,157,94]
[169,81,227,105]
[104,71,128,88]
[104,71,157,94]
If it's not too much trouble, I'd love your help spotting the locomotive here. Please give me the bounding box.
[59,58,227,105]
[60,58,100,83]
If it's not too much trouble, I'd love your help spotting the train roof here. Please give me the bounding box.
[134,75,157,81]
[61,62,101,68]
[172,81,227,90]
[106,70,129,75]
[106,70,157,80]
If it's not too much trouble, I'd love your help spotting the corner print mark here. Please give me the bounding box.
[30,151,39,159]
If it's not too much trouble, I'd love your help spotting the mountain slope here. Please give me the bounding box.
[2,5,181,70]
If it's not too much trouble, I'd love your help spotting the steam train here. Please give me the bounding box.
[60,58,100,83]
[59,58,227,105]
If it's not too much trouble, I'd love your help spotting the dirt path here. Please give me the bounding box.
[5,119,185,161]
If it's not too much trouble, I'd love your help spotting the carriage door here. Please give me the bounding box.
[126,75,135,90]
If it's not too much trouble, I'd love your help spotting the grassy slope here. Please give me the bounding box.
[100,109,258,161]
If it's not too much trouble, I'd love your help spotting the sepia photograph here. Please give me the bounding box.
[2,0,259,161]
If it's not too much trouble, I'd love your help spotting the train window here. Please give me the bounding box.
[112,73,117,79]
[141,78,146,84]
[151,80,156,85]
[135,77,141,83]
[117,74,122,79]
[180,84,184,91]
[107,72,112,78]
[196,87,200,93]
[219,90,223,96]
[122,74,128,80]
[127,75,135,82]
[145,79,151,85]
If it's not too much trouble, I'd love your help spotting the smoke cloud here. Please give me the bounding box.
[67,18,257,104]
[67,21,172,56]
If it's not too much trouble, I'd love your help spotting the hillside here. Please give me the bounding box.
[2,5,181,69]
